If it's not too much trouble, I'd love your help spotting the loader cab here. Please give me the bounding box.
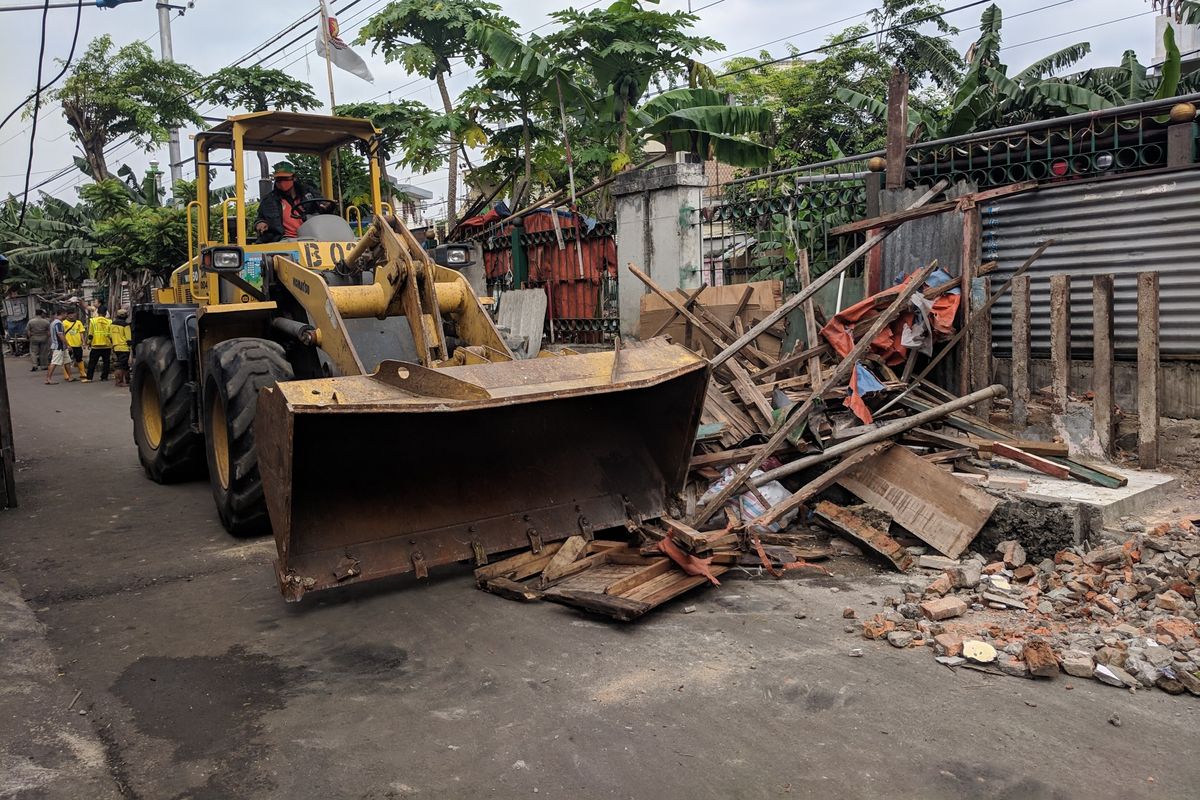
[173,111,390,308]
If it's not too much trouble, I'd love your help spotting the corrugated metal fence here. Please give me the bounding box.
[983,169,1200,359]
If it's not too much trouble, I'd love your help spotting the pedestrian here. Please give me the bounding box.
[25,308,50,370]
[86,304,113,381]
[62,308,88,383]
[46,309,75,384]
[111,308,132,388]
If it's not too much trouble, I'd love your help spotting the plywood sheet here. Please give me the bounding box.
[836,445,999,558]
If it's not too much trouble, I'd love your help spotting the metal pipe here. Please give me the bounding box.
[752,384,1007,486]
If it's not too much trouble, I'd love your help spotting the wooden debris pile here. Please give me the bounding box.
[474,179,1141,625]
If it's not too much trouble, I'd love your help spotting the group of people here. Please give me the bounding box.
[27,305,132,387]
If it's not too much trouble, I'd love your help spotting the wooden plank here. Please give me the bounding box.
[1092,274,1115,456]
[604,559,674,596]
[690,443,794,470]
[992,442,1072,479]
[752,441,894,529]
[968,276,993,417]
[829,182,1039,236]
[1046,457,1127,489]
[971,438,1068,457]
[1137,271,1160,469]
[725,358,775,431]
[796,249,823,387]
[473,541,564,583]
[813,501,912,572]
[540,535,589,584]
[636,568,728,608]
[692,260,940,526]
[1049,274,1071,414]
[921,448,976,464]
[836,445,999,559]
[541,550,613,585]
[747,342,830,382]
[482,577,541,602]
[709,179,949,368]
[1010,274,1031,428]
[896,395,1011,440]
[541,589,652,622]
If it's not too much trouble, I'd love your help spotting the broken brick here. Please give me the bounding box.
[1094,595,1121,615]
[933,633,963,657]
[1012,564,1037,582]
[924,573,953,596]
[1054,551,1083,566]
[1023,638,1059,678]
[1154,617,1198,643]
[996,540,1027,568]
[920,596,968,621]
[861,614,895,640]
[1157,589,1188,612]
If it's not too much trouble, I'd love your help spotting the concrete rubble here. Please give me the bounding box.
[853,515,1200,695]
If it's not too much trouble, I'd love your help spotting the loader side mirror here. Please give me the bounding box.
[433,244,474,269]
[202,245,244,272]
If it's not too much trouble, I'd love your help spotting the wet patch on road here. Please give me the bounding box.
[112,644,302,798]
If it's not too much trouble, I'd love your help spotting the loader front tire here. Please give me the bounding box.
[203,338,293,536]
[131,335,205,483]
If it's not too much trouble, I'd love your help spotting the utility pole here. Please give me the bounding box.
[157,2,184,191]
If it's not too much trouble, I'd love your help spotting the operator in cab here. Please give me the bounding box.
[253,161,334,243]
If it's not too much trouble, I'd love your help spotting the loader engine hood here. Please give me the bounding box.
[255,341,709,601]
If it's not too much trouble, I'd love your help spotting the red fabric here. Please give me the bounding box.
[820,273,961,366]
[656,537,721,586]
[281,196,302,238]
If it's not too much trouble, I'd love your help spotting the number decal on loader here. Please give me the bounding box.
[303,242,323,267]
[330,242,345,264]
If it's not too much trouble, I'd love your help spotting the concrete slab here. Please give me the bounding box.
[987,463,1178,523]
[496,288,547,358]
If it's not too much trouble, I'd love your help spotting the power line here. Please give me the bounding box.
[17,0,57,226]
[1004,9,1153,51]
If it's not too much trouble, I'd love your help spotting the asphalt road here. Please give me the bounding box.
[1,353,1197,800]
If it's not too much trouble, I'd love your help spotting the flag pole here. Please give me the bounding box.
[318,0,337,111]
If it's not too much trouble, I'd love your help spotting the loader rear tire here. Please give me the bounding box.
[203,338,293,536]
[131,335,205,483]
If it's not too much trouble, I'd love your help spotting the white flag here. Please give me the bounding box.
[316,13,375,83]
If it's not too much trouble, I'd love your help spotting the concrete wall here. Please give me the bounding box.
[993,357,1200,420]
[612,163,707,336]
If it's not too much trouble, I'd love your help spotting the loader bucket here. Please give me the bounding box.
[255,341,709,601]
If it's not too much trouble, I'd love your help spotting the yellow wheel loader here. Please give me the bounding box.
[130,112,709,601]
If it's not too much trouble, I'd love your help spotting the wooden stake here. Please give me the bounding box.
[1010,274,1031,429]
[958,204,980,397]
[1049,274,1071,414]
[648,284,706,339]
[1137,271,1160,468]
[1092,274,1115,456]
[885,67,909,190]
[796,249,823,387]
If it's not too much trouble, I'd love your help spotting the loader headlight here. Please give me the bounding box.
[434,243,474,268]
[204,246,244,272]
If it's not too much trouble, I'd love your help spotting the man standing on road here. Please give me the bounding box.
[25,309,50,371]
[63,309,87,383]
[86,304,113,381]
[46,309,74,384]
[111,309,132,388]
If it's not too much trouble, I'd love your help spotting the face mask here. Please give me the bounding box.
[276,178,294,191]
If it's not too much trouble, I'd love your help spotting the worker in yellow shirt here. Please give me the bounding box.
[111,308,132,388]
[86,304,113,381]
[62,309,88,382]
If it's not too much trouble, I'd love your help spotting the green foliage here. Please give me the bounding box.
[46,35,204,180]
[357,0,516,79]
[202,65,321,113]
[867,0,962,89]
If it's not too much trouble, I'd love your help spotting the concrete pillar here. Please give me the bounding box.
[612,162,707,337]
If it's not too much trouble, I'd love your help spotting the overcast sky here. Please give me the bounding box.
[0,0,1172,208]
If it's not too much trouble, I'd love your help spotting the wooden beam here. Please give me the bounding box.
[968,276,994,417]
[1010,274,1031,429]
[649,284,706,339]
[691,260,939,526]
[1138,271,1160,469]
[1049,274,1071,414]
[829,182,1038,237]
[1092,274,1115,456]
[993,442,1072,479]
[748,342,830,382]
[958,204,980,397]
[709,179,949,368]
[885,67,909,190]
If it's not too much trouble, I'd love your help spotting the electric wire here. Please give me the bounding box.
[17,0,55,227]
